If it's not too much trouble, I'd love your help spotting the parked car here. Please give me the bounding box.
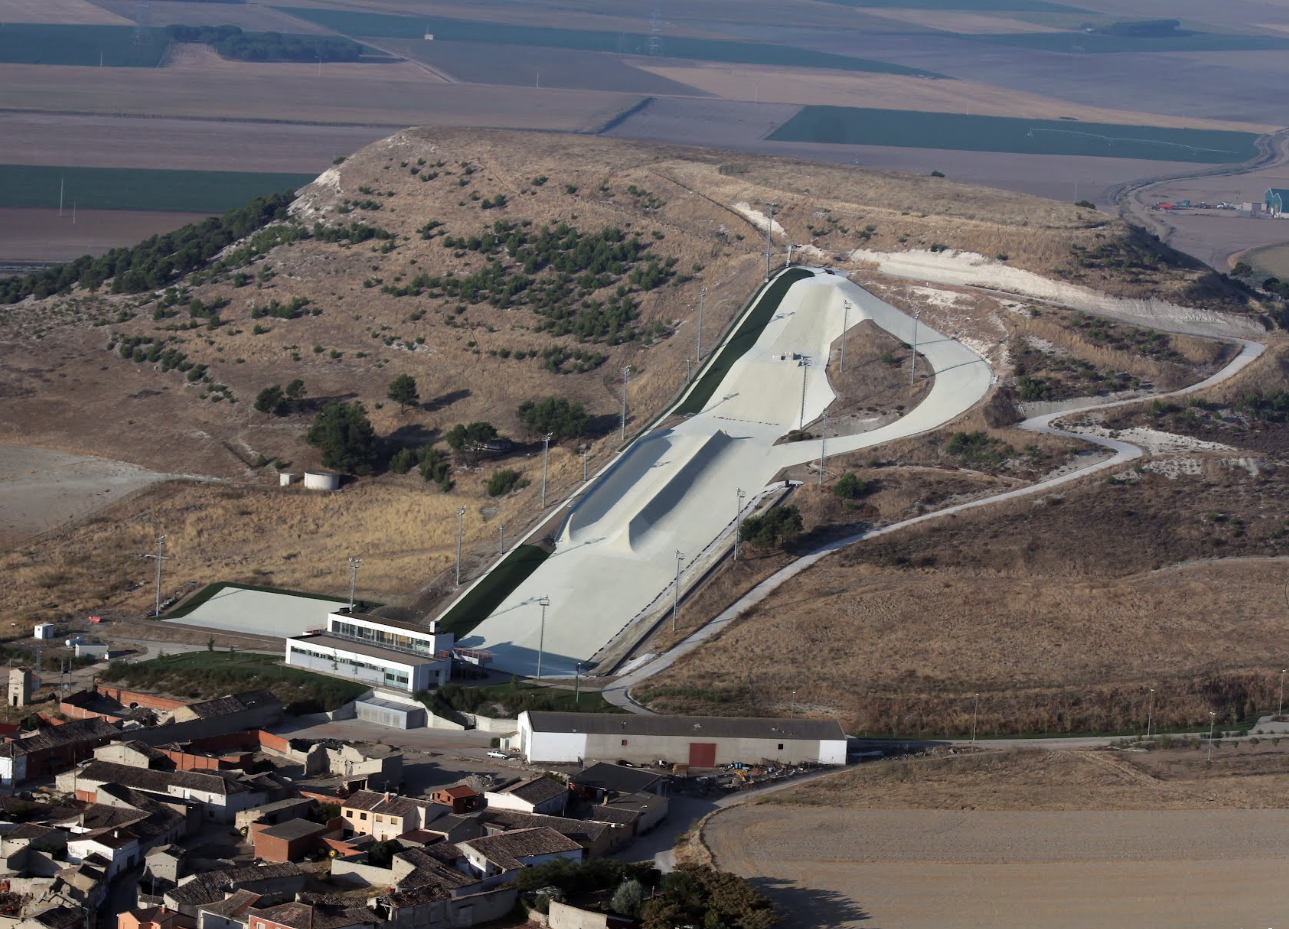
[486,749,510,759]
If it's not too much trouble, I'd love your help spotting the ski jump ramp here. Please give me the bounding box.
[460,269,992,676]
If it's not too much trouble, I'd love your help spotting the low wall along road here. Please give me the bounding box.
[462,269,992,676]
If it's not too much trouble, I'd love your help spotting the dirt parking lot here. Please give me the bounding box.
[707,804,1289,929]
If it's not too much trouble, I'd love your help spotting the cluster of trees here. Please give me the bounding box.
[250,297,312,320]
[514,860,775,928]
[254,379,306,416]
[164,25,364,62]
[389,445,453,491]
[1234,388,1289,423]
[945,430,1013,468]
[739,505,803,549]
[517,396,590,440]
[486,469,528,497]
[0,192,293,303]
[306,402,378,475]
[445,421,502,462]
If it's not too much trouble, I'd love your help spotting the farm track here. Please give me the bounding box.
[601,284,1265,714]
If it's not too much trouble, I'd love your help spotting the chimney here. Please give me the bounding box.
[384,791,390,803]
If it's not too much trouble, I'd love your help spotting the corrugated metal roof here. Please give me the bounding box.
[525,711,845,741]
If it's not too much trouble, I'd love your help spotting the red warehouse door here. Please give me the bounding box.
[689,742,717,767]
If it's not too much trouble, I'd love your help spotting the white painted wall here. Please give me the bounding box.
[818,739,847,766]
[526,731,587,765]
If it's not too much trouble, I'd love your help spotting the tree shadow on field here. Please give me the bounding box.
[386,424,440,448]
[425,388,471,412]
[588,412,623,436]
[751,878,872,928]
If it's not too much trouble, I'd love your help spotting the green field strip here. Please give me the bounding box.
[968,29,1289,53]
[676,267,814,416]
[768,107,1261,164]
[0,23,170,66]
[435,544,551,639]
[275,7,943,76]
[0,165,316,212]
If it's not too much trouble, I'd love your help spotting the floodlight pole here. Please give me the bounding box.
[839,299,850,374]
[786,243,800,268]
[575,662,583,703]
[685,357,691,383]
[818,410,828,487]
[498,523,505,556]
[672,550,683,633]
[141,536,168,617]
[972,693,979,743]
[347,556,362,611]
[1280,669,1286,717]
[696,287,707,364]
[536,597,550,680]
[764,202,778,282]
[734,488,745,562]
[910,309,922,386]
[455,507,466,586]
[540,433,553,508]
[582,447,589,483]
[620,366,631,440]
[1146,688,1155,740]
[798,357,811,431]
[1208,711,1216,762]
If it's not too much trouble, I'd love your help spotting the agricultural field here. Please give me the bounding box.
[0,0,129,25]
[0,208,212,267]
[1245,241,1289,280]
[707,748,1289,929]
[0,23,169,66]
[769,106,1262,164]
[90,0,335,33]
[277,6,941,76]
[0,164,315,212]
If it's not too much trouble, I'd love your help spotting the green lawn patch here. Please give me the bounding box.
[439,680,624,716]
[769,107,1260,164]
[164,581,357,619]
[101,650,367,714]
[676,267,814,416]
[275,7,941,76]
[0,165,316,212]
[0,24,170,66]
[435,545,550,638]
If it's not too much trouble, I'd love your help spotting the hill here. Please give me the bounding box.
[0,129,1258,626]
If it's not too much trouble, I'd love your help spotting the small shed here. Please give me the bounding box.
[278,473,294,487]
[303,471,340,492]
[355,696,426,730]
[74,642,110,660]
[33,624,56,641]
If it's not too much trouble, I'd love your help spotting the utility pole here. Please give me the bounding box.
[787,242,801,267]
[839,299,850,374]
[1146,688,1155,740]
[972,693,979,743]
[696,287,706,364]
[347,556,362,611]
[620,366,631,440]
[798,357,811,431]
[1281,669,1286,717]
[540,433,553,508]
[455,507,466,586]
[535,597,549,680]
[734,488,745,561]
[575,662,583,703]
[1208,711,1216,762]
[498,523,504,556]
[764,202,778,282]
[685,357,691,383]
[672,551,684,632]
[817,410,828,487]
[582,447,589,483]
[910,309,922,387]
[141,536,168,617]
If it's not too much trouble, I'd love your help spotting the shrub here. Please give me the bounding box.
[739,506,803,549]
[832,472,868,500]
[487,469,528,497]
[305,402,378,474]
[517,396,590,440]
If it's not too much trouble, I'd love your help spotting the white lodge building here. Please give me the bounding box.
[284,611,453,693]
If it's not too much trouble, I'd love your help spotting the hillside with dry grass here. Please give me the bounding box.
[0,129,1261,627]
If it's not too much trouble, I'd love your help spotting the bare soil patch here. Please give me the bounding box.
[863,10,1064,34]
[0,0,129,24]
[0,208,212,266]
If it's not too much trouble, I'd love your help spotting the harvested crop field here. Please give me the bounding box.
[90,0,334,33]
[0,23,168,67]
[0,58,638,128]
[707,803,1289,929]
[0,164,314,212]
[1244,241,1289,279]
[863,9,1064,33]
[0,113,397,174]
[0,0,129,24]
[378,38,705,95]
[0,208,211,265]
[632,63,1274,133]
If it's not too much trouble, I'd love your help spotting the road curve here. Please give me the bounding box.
[602,330,1264,712]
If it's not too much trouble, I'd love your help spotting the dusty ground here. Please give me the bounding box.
[0,443,168,547]
[705,747,1289,928]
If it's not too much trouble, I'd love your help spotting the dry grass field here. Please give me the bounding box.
[709,749,1289,928]
[0,113,395,174]
[862,10,1064,34]
[89,0,334,32]
[0,0,128,24]
[632,64,1276,133]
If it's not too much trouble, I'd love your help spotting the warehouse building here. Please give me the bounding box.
[515,711,847,767]
[1266,189,1289,217]
[284,611,453,693]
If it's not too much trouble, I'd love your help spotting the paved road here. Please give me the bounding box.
[603,317,1264,713]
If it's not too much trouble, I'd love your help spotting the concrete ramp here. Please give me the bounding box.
[625,430,737,553]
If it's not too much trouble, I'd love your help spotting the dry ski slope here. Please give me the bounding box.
[460,269,992,676]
